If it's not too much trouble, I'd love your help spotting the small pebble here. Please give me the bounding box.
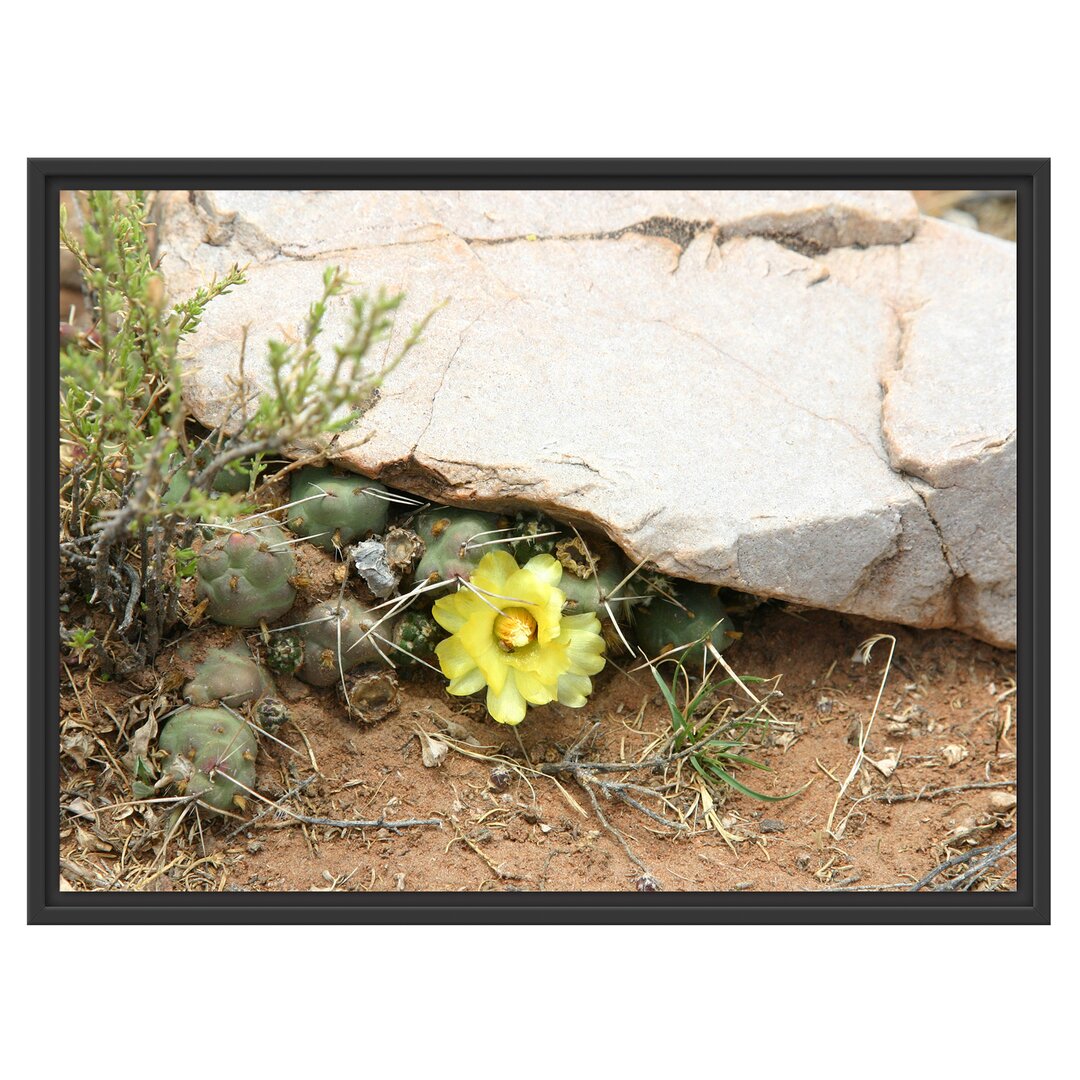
[489,766,513,791]
[989,791,1017,813]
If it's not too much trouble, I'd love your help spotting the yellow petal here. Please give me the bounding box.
[453,603,510,693]
[557,672,593,708]
[565,630,607,676]
[471,550,519,594]
[523,554,563,586]
[457,608,497,658]
[504,567,553,608]
[448,667,487,695]
[533,590,567,645]
[513,668,557,705]
[561,612,602,635]
[435,635,477,680]
[474,647,507,694]
[528,638,573,686]
[487,677,527,725]
[431,591,470,633]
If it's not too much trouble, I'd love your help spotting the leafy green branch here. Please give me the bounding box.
[59,190,440,669]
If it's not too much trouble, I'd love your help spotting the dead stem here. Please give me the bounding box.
[908,831,1018,892]
[874,781,1016,804]
[216,773,441,834]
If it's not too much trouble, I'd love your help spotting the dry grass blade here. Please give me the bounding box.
[825,634,895,839]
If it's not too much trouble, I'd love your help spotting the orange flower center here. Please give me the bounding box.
[494,607,538,650]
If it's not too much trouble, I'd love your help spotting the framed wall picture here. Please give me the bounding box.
[30,159,1049,923]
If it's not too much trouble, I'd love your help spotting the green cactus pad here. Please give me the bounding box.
[411,507,504,586]
[158,708,258,814]
[634,579,734,669]
[296,599,393,687]
[196,521,297,627]
[288,467,390,552]
[185,646,275,707]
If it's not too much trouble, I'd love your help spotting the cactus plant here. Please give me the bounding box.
[254,697,290,731]
[554,535,638,622]
[184,644,275,707]
[296,598,394,687]
[411,507,505,586]
[163,428,266,508]
[158,708,258,814]
[634,579,734,668]
[287,466,389,553]
[509,510,562,561]
[196,520,297,626]
[391,608,444,671]
[265,630,304,676]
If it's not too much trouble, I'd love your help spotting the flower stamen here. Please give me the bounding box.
[494,607,538,651]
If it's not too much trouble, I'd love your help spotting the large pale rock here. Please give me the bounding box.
[821,220,1016,646]
[153,190,1015,647]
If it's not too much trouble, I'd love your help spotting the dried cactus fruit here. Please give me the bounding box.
[338,668,400,722]
[634,579,734,668]
[184,644,275,707]
[264,631,304,676]
[196,521,297,627]
[158,708,257,814]
[288,466,389,552]
[351,539,398,599]
[254,697,290,731]
[296,599,393,687]
[411,507,504,585]
[352,525,427,600]
[383,527,425,576]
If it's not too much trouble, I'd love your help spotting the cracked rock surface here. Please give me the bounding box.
[154,190,1016,647]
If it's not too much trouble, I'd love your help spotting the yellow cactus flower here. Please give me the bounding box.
[431,550,607,725]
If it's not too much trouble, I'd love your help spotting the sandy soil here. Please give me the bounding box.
[60,584,1017,895]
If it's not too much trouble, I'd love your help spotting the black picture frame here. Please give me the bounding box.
[29,159,1050,924]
